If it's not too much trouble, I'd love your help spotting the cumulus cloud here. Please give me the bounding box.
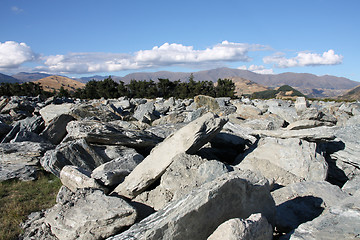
[238,64,274,74]
[36,41,267,74]
[263,50,343,68]
[0,41,36,69]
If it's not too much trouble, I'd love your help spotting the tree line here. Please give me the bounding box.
[73,75,235,99]
[0,75,236,99]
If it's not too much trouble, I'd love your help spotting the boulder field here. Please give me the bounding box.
[0,95,359,239]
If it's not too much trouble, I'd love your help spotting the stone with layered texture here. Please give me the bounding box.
[112,113,228,199]
[63,120,162,148]
[108,170,275,240]
[207,213,273,240]
[44,189,137,240]
[40,103,74,124]
[235,137,328,186]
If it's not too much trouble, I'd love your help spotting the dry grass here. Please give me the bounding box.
[0,171,61,240]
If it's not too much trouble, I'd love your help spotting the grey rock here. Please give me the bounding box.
[64,120,162,148]
[40,103,74,124]
[242,113,286,130]
[1,116,45,143]
[20,210,58,240]
[0,141,54,181]
[112,112,228,199]
[44,189,137,240]
[207,213,273,240]
[271,181,349,233]
[0,121,11,139]
[235,137,328,186]
[133,102,158,123]
[60,165,107,193]
[234,103,262,119]
[253,126,336,142]
[70,102,123,122]
[40,139,106,177]
[91,146,144,187]
[40,114,75,145]
[330,124,360,179]
[342,175,360,195]
[108,171,275,240]
[286,119,334,130]
[288,191,360,240]
[268,104,298,123]
[145,123,186,139]
[194,95,220,112]
[152,112,187,126]
[294,97,309,113]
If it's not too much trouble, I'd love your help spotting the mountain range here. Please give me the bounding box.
[1,67,359,98]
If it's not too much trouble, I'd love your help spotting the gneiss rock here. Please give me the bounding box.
[271,181,349,234]
[0,141,54,181]
[112,112,228,199]
[64,120,162,148]
[91,146,144,187]
[40,114,75,145]
[288,191,360,240]
[60,165,107,193]
[40,103,74,124]
[44,189,137,240]
[235,137,328,186]
[40,139,106,177]
[207,213,273,240]
[108,171,275,240]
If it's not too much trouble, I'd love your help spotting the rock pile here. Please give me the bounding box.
[0,95,359,239]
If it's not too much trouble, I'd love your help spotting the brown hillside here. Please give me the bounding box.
[229,77,269,97]
[33,75,85,93]
[338,84,360,101]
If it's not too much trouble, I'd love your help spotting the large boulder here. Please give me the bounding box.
[40,139,106,177]
[133,101,159,123]
[207,213,273,240]
[108,171,275,240]
[91,146,144,187]
[40,103,74,124]
[44,189,137,240]
[1,116,45,143]
[40,114,75,145]
[235,137,328,186]
[112,112,228,198]
[0,141,54,180]
[271,181,349,234]
[63,120,162,148]
[288,191,360,240]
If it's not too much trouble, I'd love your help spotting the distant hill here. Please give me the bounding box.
[79,75,108,83]
[252,85,306,99]
[338,84,360,101]
[119,67,359,98]
[229,77,269,97]
[33,75,85,93]
[0,73,20,84]
[12,72,52,83]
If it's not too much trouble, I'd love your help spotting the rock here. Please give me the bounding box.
[271,181,349,234]
[40,114,75,145]
[151,112,187,126]
[330,124,360,179]
[112,112,228,198]
[253,126,336,142]
[64,120,162,148]
[0,141,54,181]
[1,116,45,143]
[44,189,137,240]
[40,103,74,124]
[294,97,309,113]
[91,146,144,187]
[235,137,328,186]
[108,171,275,240]
[342,175,360,195]
[60,165,107,193]
[268,104,298,123]
[145,123,186,139]
[234,103,262,119]
[0,121,11,139]
[70,102,122,122]
[133,102,159,123]
[194,95,220,112]
[286,119,334,130]
[20,210,58,240]
[242,113,286,130]
[40,139,106,177]
[207,213,273,240]
[288,191,360,240]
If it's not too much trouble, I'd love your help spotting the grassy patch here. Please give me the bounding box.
[0,171,62,240]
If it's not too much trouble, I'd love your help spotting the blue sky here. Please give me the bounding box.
[1,0,359,82]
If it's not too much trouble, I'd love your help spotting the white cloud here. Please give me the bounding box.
[36,41,268,74]
[237,64,274,74]
[263,50,343,68]
[11,6,24,14]
[0,41,36,69]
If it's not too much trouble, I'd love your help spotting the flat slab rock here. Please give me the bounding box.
[112,112,228,198]
[108,171,275,240]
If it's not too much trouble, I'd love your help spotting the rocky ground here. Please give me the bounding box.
[0,94,359,240]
